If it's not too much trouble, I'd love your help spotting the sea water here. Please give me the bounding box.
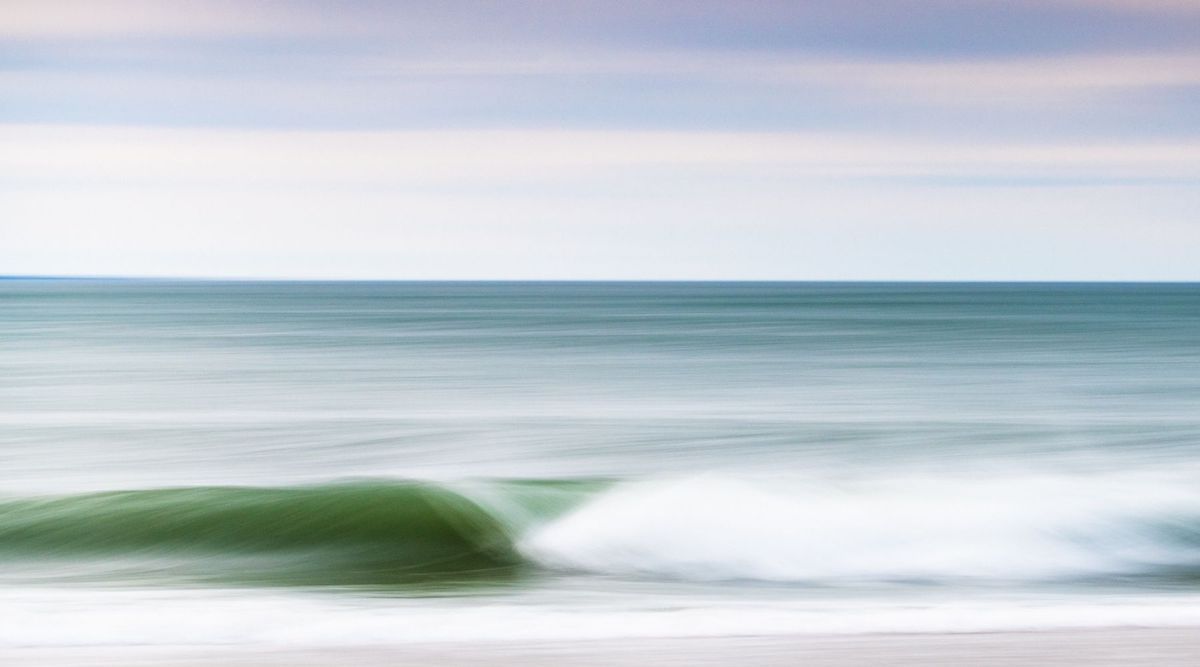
[3,280,1200,646]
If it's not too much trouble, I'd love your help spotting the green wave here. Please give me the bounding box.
[0,480,601,588]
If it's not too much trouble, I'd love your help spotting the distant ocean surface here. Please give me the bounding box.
[3,280,1200,647]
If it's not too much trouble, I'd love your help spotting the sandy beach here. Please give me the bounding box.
[5,628,1200,667]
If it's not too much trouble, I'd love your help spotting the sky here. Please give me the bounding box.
[2,0,1199,280]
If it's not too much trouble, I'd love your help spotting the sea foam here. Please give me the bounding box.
[522,472,1200,582]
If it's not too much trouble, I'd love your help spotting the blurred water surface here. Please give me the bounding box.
[3,280,1200,646]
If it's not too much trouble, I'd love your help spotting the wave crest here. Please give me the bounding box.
[4,473,1200,587]
[522,474,1200,583]
[0,480,594,585]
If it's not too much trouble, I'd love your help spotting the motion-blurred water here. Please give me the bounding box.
[3,281,1200,646]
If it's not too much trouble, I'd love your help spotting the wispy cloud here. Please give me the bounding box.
[1063,0,1200,12]
[0,0,333,38]
[6,1,1199,133]
[5,50,1198,135]
[4,125,1199,187]
[3,1,1199,279]
[349,50,1200,100]
[8,1,1200,45]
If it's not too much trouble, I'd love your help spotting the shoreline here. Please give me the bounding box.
[5,627,1200,666]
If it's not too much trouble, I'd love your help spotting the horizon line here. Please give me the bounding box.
[4,275,1199,285]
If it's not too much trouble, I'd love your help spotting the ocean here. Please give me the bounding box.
[3,280,1200,647]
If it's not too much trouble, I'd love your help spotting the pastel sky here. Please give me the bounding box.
[3,0,1199,279]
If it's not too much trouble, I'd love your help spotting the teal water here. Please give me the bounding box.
[3,281,1200,645]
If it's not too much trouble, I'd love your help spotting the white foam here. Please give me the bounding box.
[520,472,1200,582]
[5,587,1200,648]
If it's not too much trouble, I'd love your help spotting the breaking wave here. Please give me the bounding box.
[4,473,1200,586]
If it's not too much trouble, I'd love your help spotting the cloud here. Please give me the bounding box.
[2,124,1197,281]
[3,125,1197,187]
[350,50,1200,101]
[3,2,1197,280]
[5,49,1199,135]
[5,175,1197,280]
[0,0,340,38]
[1062,0,1200,12]
[6,2,1198,135]
[8,0,1200,51]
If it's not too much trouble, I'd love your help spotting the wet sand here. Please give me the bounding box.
[5,627,1200,666]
